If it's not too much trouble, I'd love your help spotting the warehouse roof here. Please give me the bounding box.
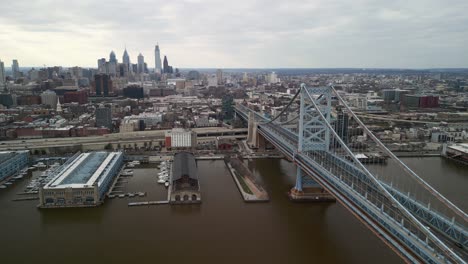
[45,151,122,189]
[172,152,198,181]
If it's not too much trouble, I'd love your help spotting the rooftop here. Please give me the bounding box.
[45,151,122,189]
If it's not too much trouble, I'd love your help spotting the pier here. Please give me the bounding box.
[226,157,269,203]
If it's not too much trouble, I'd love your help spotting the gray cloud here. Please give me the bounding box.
[0,0,467,68]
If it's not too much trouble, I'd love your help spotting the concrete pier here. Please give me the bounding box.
[288,187,336,202]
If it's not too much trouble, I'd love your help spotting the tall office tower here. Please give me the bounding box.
[216,69,223,85]
[94,74,113,96]
[137,53,144,74]
[109,51,117,64]
[154,44,162,74]
[163,56,169,73]
[95,105,112,129]
[0,60,5,88]
[12,60,20,79]
[108,51,117,76]
[122,48,131,72]
[97,58,107,73]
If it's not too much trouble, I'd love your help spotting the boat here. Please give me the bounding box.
[138,192,145,197]
[4,182,13,186]
[0,185,6,189]
[164,182,169,187]
[118,194,125,198]
[157,179,165,183]
[126,164,135,168]
[34,162,47,168]
[128,193,135,197]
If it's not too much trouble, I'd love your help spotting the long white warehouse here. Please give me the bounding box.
[39,151,123,208]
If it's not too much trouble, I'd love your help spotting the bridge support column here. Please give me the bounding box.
[289,167,335,202]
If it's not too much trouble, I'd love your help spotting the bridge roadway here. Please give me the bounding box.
[0,127,248,151]
[235,105,467,263]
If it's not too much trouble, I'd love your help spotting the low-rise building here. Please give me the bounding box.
[39,151,123,208]
[0,151,29,182]
[170,152,201,204]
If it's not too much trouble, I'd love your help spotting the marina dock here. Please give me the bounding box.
[128,200,169,206]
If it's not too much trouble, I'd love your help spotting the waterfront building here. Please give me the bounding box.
[155,44,162,74]
[170,152,201,204]
[443,143,468,164]
[165,128,197,149]
[39,151,124,208]
[0,151,29,182]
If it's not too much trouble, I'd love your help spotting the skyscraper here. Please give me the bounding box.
[137,53,144,74]
[216,69,223,85]
[0,60,5,88]
[94,74,113,96]
[155,44,162,74]
[97,58,107,73]
[123,48,131,72]
[163,56,173,74]
[12,60,20,79]
[109,51,117,64]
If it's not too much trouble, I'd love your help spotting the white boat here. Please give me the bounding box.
[164,182,169,187]
[34,162,47,168]
[0,185,6,189]
[126,164,135,168]
[157,179,165,184]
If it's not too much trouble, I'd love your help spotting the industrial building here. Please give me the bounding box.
[39,151,123,208]
[170,152,201,204]
[165,128,197,149]
[443,143,468,165]
[0,151,29,182]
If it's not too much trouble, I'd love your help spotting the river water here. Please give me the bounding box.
[0,157,465,264]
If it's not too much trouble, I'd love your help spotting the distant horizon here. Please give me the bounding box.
[1,1,467,69]
[5,66,468,71]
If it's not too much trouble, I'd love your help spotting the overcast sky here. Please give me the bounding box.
[1,0,467,68]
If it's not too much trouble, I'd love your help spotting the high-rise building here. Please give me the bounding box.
[269,71,279,84]
[0,60,5,88]
[137,53,144,74]
[155,44,162,74]
[40,90,58,109]
[97,58,107,73]
[12,60,20,79]
[109,51,117,64]
[163,56,173,74]
[95,105,112,129]
[109,51,117,76]
[216,69,223,85]
[123,48,131,72]
[94,74,113,96]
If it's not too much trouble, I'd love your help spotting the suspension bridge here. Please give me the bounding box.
[234,84,467,264]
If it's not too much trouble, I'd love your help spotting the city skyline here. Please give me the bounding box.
[1,0,468,68]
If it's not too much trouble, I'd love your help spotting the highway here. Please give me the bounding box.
[0,127,247,151]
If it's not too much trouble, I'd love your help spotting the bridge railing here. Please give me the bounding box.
[235,91,467,262]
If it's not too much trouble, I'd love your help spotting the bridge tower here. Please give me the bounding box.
[290,85,335,201]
